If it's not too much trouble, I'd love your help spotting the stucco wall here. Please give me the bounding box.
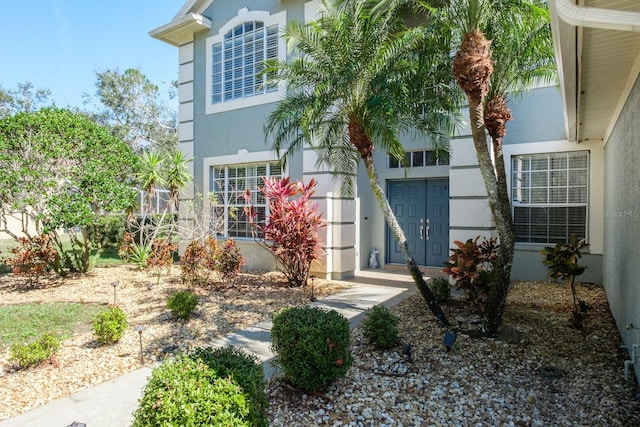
[603,74,640,380]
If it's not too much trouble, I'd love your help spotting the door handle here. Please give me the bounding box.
[425,225,430,240]
[425,218,430,241]
[419,224,424,240]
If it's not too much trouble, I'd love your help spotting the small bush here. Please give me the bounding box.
[10,333,60,369]
[214,239,245,283]
[93,306,128,345]
[8,234,58,287]
[167,290,199,320]
[361,304,399,348]
[271,306,351,391]
[132,355,250,427]
[189,346,268,427]
[180,239,210,286]
[88,215,125,250]
[429,276,452,303]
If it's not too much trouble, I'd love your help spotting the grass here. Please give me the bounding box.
[0,302,105,349]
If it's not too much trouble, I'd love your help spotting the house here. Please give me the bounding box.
[150,0,639,379]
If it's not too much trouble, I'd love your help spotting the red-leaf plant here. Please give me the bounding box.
[244,177,327,287]
[443,236,499,316]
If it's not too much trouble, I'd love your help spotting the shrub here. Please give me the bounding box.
[271,306,351,391]
[214,239,245,284]
[128,243,151,269]
[10,333,60,369]
[93,306,128,345]
[541,234,590,322]
[132,355,250,427]
[189,346,268,427]
[244,178,326,287]
[8,234,58,287]
[429,276,452,303]
[361,304,399,349]
[88,215,125,250]
[180,237,218,287]
[443,236,499,316]
[167,290,199,321]
[147,238,176,286]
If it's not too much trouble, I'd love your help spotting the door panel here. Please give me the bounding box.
[387,179,449,267]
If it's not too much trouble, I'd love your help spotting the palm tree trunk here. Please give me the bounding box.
[468,101,514,336]
[362,155,450,327]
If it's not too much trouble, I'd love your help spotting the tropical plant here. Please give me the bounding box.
[245,178,325,287]
[263,0,458,323]
[7,234,58,287]
[541,234,589,315]
[214,238,245,285]
[163,148,192,211]
[147,238,176,286]
[443,236,499,317]
[446,0,555,336]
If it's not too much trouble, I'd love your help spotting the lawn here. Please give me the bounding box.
[0,302,104,349]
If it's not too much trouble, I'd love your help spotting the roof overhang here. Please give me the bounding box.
[149,12,212,47]
[549,0,640,143]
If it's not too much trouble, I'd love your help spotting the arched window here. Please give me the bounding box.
[206,9,286,114]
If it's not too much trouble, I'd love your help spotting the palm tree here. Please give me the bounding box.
[163,148,192,211]
[264,0,460,326]
[364,0,555,335]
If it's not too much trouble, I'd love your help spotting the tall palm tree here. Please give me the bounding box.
[447,0,555,335]
[264,0,460,326]
[365,0,555,335]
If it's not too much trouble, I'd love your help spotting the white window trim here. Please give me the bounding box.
[203,149,286,239]
[205,8,287,115]
[510,149,590,244]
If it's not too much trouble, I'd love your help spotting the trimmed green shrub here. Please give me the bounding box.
[88,215,125,250]
[167,290,199,320]
[93,306,128,345]
[132,355,250,427]
[271,306,352,391]
[10,332,60,369]
[361,304,399,348]
[189,346,268,427]
[429,276,452,303]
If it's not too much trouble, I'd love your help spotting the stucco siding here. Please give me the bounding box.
[604,74,640,381]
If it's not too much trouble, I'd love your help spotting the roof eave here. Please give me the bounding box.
[149,12,212,47]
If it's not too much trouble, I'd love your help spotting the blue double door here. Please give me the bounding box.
[387,179,450,267]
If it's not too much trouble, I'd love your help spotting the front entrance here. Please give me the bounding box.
[387,179,449,267]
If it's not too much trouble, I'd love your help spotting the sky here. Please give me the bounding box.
[0,0,184,109]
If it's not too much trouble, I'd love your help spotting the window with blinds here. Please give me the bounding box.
[511,151,588,243]
[211,21,278,105]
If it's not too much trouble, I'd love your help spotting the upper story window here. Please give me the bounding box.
[206,9,286,114]
[388,149,450,168]
[512,151,589,244]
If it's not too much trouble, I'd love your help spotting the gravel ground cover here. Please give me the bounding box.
[0,265,348,420]
[266,281,640,426]
[1,266,639,426]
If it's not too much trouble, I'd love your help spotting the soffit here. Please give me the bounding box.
[552,0,640,143]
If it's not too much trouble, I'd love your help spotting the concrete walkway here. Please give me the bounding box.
[0,270,417,427]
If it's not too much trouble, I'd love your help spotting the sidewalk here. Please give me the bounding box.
[0,270,417,427]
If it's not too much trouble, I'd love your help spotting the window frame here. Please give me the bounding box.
[205,8,286,115]
[205,150,284,239]
[511,150,589,244]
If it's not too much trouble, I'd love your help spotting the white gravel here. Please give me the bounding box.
[266,282,640,426]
